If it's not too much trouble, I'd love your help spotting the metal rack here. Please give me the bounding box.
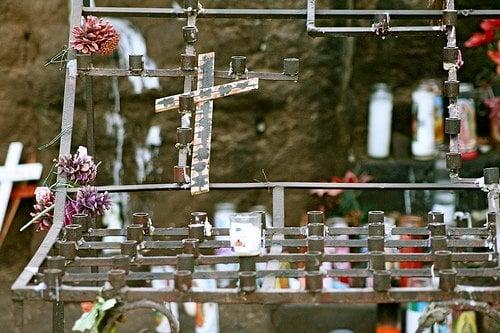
[11,1,499,332]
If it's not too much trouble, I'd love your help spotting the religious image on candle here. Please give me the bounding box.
[230,212,262,256]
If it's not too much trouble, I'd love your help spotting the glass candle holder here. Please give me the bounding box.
[230,212,262,256]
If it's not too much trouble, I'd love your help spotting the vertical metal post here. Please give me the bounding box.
[178,3,198,167]
[13,300,23,333]
[53,301,65,333]
[443,0,461,178]
[262,186,285,289]
[84,75,95,156]
[272,186,285,228]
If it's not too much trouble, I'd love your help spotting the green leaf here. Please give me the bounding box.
[72,308,98,332]
[101,298,117,311]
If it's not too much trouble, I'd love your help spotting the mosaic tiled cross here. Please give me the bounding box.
[155,52,259,195]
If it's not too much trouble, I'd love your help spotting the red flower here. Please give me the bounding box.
[480,19,500,32]
[487,50,500,65]
[464,30,495,48]
[311,171,372,198]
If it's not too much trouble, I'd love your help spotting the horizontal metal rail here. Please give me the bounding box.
[65,182,480,193]
[73,237,488,250]
[307,25,445,37]
[80,68,297,81]
[306,0,446,37]
[87,226,490,237]
[60,267,499,283]
[82,7,500,19]
[13,285,500,304]
[66,252,492,268]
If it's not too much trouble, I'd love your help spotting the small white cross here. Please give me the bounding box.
[0,142,43,231]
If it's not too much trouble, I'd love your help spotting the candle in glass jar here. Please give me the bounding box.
[230,212,262,256]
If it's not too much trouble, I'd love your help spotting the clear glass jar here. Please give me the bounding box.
[230,212,262,256]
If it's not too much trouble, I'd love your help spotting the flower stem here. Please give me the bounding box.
[19,204,55,232]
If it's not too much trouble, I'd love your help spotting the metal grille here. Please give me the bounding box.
[11,1,499,332]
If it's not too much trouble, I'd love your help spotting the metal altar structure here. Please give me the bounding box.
[11,1,500,332]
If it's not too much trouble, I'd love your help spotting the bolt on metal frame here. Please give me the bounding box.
[11,1,500,332]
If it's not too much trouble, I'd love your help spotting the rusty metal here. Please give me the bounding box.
[128,55,144,72]
[283,58,299,76]
[174,270,192,291]
[239,271,257,293]
[239,255,257,272]
[307,210,324,224]
[82,7,500,19]
[177,253,195,272]
[64,224,82,242]
[305,251,322,271]
[72,213,90,232]
[126,224,144,243]
[230,56,247,78]
[306,0,445,37]
[485,167,500,185]
[445,117,461,135]
[305,271,323,291]
[120,240,137,258]
[12,1,500,332]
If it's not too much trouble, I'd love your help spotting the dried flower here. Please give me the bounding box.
[55,146,98,185]
[31,187,55,231]
[64,200,78,226]
[75,186,112,217]
[70,16,120,55]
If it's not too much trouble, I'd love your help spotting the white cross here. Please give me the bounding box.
[0,142,43,231]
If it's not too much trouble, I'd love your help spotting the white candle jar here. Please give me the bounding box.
[230,212,262,256]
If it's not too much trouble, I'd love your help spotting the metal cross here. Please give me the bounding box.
[155,52,259,195]
[0,142,43,231]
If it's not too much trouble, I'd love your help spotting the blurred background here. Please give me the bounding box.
[0,0,498,332]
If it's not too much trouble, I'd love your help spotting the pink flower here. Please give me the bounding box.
[64,200,78,226]
[464,30,495,48]
[311,171,372,198]
[55,146,98,185]
[70,16,120,55]
[31,187,55,231]
[480,19,500,32]
[75,186,112,217]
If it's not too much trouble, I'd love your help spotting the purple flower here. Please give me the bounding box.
[55,146,98,185]
[75,186,112,217]
[64,200,78,226]
[31,187,55,231]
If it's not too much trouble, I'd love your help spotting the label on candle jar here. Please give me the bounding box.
[230,221,261,256]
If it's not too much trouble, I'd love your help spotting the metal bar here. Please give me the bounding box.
[66,251,492,268]
[61,266,498,283]
[84,76,94,155]
[11,0,83,299]
[308,25,445,37]
[306,0,447,37]
[66,181,480,193]
[75,237,489,251]
[178,6,197,169]
[13,300,23,333]
[80,68,296,81]
[53,301,64,333]
[82,7,500,19]
[13,285,499,304]
[88,226,490,238]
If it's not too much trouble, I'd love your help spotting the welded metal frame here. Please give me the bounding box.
[11,1,500,332]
